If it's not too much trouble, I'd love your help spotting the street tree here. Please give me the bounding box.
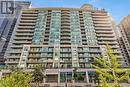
[32,64,46,87]
[0,71,32,87]
[72,67,78,87]
[92,45,130,87]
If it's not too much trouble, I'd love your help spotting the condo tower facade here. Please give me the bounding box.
[5,4,127,86]
[118,14,130,66]
[0,1,31,66]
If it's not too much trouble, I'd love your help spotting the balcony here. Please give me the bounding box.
[61,29,71,31]
[28,55,40,58]
[93,21,110,24]
[16,30,34,32]
[11,45,23,48]
[21,14,37,16]
[96,31,113,34]
[94,24,111,27]
[98,41,118,45]
[61,22,70,26]
[61,17,70,20]
[7,56,20,59]
[61,27,70,30]
[27,60,38,64]
[97,34,115,37]
[22,11,38,13]
[19,23,35,26]
[111,45,120,48]
[37,59,53,63]
[61,41,71,43]
[60,37,71,40]
[44,37,49,40]
[113,50,121,54]
[78,54,87,57]
[98,38,116,41]
[79,59,89,63]
[46,17,51,21]
[61,14,70,17]
[15,33,33,36]
[20,17,37,20]
[14,37,32,40]
[11,50,22,53]
[88,50,101,53]
[61,11,70,14]
[29,50,53,53]
[92,18,108,21]
[60,60,72,63]
[61,33,71,36]
[20,20,36,23]
[94,27,112,30]
[13,41,32,44]
[92,15,108,18]
[92,12,107,16]
[5,61,19,64]
[80,20,84,23]
[28,55,53,58]
[61,30,70,33]
[61,19,70,23]
[18,26,35,29]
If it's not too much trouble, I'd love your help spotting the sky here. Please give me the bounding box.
[18,0,130,24]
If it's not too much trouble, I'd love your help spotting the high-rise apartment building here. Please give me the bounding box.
[118,14,130,66]
[0,1,31,66]
[5,4,127,86]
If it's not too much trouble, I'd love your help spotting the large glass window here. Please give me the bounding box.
[32,11,47,44]
[70,11,81,45]
[49,10,61,45]
[83,12,97,45]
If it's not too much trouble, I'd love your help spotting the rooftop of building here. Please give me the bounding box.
[119,14,130,24]
[21,3,106,12]
[22,8,106,13]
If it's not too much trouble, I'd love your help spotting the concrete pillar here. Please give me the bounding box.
[44,71,46,83]
[0,71,2,79]
[58,71,60,83]
[86,71,89,83]
[128,76,130,84]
